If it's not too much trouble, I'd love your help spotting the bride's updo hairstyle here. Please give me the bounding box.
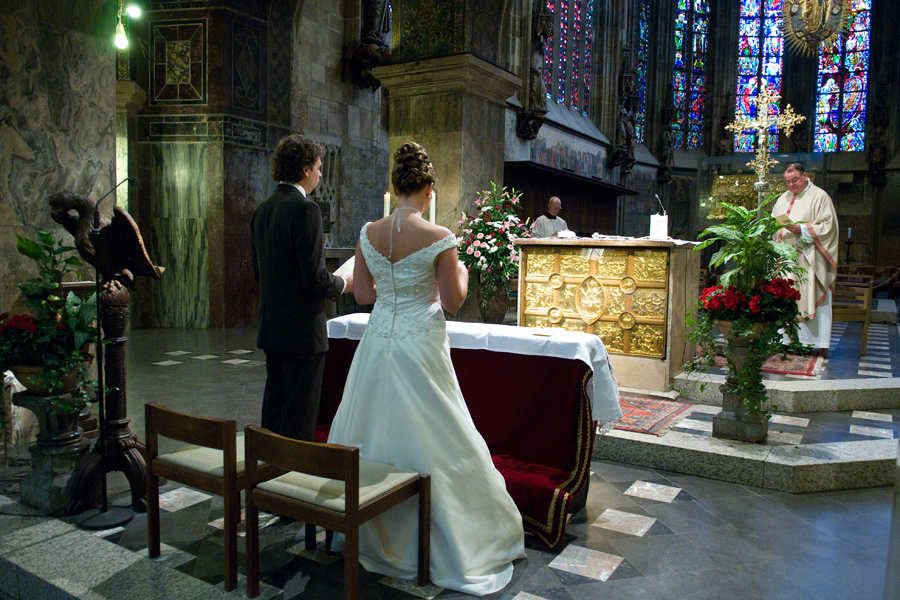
[391,142,435,196]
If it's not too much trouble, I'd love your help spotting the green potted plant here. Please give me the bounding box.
[686,197,805,442]
[0,231,97,415]
[456,182,532,323]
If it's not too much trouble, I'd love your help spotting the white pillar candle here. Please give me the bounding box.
[847,227,851,239]
[429,192,436,224]
[384,192,390,219]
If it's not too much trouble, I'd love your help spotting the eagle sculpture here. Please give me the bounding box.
[49,191,163,289]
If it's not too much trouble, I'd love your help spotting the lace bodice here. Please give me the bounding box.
[361,224,457,340]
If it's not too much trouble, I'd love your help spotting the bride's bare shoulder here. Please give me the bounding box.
[421,221,454,242]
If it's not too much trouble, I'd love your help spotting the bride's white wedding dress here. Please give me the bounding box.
[327,224,525,596]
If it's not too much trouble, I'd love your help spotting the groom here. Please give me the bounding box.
[251,134,353,441]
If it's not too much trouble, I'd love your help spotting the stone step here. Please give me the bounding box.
[872,298,898,324]
[593,428,896,493]
[674,372,900,413]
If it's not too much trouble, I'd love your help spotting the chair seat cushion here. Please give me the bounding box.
[156,432,245,478]
[256,459,419,512]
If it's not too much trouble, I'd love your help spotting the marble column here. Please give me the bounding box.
[374,55,520,228]
[115,80,150,327]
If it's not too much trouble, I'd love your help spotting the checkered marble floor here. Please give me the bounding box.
[2,323,897,599]
[0,457,884,600]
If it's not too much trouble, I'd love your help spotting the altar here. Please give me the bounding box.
[319,313,621,549]
[515,237,700,391]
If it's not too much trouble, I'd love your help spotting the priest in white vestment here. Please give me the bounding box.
[772,163,839,352]
[531,196,569,237]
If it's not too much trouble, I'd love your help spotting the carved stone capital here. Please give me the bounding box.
[116,80,146,117]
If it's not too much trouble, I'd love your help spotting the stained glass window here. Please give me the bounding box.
[671,0,709,150]
[733,0,783,153]
[814,0,871,152]
[543,0,595,115]
[634,0,650,144]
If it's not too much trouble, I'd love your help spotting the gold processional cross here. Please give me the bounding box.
[723,87,806,212]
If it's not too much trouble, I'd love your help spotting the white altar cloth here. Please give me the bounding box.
[327,313,622,422]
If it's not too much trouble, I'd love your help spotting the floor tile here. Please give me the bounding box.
[592,509,657,537]
[768,414,810,427]
[158,488,213,511]
[848,424,895,439]
[852,410,894,422]
[548,545,624,581]
[766,430,804,445]
[624,481,681,503]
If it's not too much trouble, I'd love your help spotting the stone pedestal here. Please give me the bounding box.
[20,436,90,516]
[12,393,90,516]
[712,383,769,443]
[374,55,521,229]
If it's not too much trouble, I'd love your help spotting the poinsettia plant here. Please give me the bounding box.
[686,197,807,418]
[0,231,97,412]
[456,182,532,306]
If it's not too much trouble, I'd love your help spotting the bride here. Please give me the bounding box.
[327,142,525,595]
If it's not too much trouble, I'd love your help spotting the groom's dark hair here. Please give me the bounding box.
[272,134,324,183]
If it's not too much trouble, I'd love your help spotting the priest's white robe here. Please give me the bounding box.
[531,214,569,238]
[773,182,839,349]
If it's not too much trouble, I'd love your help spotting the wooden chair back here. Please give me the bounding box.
[243,425,430,600]
[144,402,242,591]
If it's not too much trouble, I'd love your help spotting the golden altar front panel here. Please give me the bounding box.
[519,245,670,358]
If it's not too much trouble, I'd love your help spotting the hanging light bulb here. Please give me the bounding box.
[126,3,141,18]
[115,19,128,49]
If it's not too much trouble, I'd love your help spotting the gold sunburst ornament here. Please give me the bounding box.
[782,0,852,56]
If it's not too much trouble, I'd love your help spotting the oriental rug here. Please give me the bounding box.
[612,395,693,436]
[708,352,820,376]
[694,346,821,376]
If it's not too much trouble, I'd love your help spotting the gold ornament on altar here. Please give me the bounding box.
[781,0,851,56]
[715,88,806,214]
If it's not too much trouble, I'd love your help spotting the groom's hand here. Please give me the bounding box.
[341,274,354,294]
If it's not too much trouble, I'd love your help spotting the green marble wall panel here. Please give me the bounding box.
[115,113,130,211]
[149,143,210,328]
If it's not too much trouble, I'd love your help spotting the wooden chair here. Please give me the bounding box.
[144,403,244,591]
[832,274,874,356]
[244,425,430,600]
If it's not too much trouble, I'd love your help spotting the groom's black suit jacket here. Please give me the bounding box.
[251,183,344,354]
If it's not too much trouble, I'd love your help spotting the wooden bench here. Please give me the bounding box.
[832,274,874,356]
[838,265,900,300]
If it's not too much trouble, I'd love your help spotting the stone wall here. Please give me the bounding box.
[293,1,389,248]
[0,6,116,317]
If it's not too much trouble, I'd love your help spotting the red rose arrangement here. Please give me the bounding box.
[699,278,801,323]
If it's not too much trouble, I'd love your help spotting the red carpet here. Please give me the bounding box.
[613,395,693,436]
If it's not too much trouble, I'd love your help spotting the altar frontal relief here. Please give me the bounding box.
[520,246,668,358]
